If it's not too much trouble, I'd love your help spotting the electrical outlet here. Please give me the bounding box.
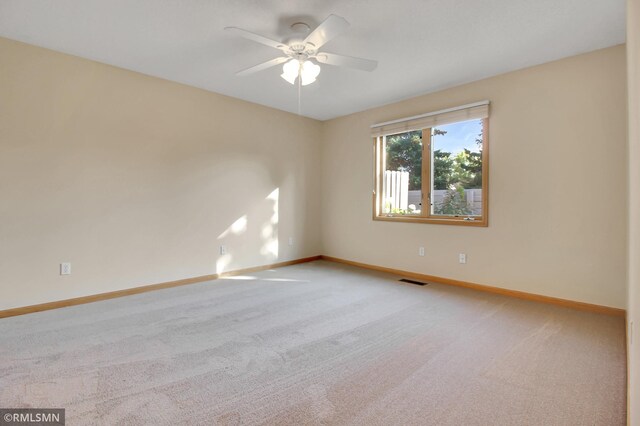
[219,245,227,255]
[459,253,466,264]
[60,263,71,275]
[289,237,294,246]
[418,247,425,256]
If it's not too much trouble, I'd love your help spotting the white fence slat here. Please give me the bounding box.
[400,172,408,210]
[383,170,410,212]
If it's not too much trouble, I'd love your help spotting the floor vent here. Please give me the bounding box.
[399,278,428,286]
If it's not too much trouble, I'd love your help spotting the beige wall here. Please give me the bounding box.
[0,37,630,314]
[0,37,323,310]
[628,0,640,423]
[321,45,628,309]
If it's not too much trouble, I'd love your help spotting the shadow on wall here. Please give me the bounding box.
[215,188,279,274]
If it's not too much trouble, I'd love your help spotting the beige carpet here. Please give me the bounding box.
[0,260,626,425]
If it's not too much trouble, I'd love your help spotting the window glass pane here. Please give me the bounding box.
[383,130,422,215]
[430,119,483,216]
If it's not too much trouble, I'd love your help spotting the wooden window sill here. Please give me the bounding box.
[373,215,488,227]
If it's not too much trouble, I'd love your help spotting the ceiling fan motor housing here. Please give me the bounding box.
[290,22,311,34]
[287,22,315,58]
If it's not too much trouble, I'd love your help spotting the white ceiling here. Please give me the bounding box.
[0,0,626,120]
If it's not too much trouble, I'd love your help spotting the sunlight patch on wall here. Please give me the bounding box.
[260,188,279,259]
[218,215,248,239]
[267,188,279,225]
[216,253,232,274]
[260,239,279,257]
[261,224,273,239]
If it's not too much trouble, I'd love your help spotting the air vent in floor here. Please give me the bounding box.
[399,278,428,286]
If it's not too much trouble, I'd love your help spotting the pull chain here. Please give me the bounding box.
[297,62,302,115]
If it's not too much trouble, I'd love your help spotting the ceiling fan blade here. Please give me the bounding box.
[225,27,288,52]
[303,14,349,49]
[315,52,378,72]
[236,57,289,76]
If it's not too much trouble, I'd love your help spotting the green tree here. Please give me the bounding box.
[432,121,484,215]
[433,184,471,215]
[450,149,482,188]
[385,131,422,190]
[433,150,453,190]
[447,122,484,189]
[459,149,482,188]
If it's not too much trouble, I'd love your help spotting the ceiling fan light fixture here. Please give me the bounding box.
[281,59,299,85]
[281,59,321,86]
[300,60,321,86]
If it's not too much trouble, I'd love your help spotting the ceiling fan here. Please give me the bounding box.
[225,14,377,86]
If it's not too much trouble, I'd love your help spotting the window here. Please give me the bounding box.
[373,101,489,226]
